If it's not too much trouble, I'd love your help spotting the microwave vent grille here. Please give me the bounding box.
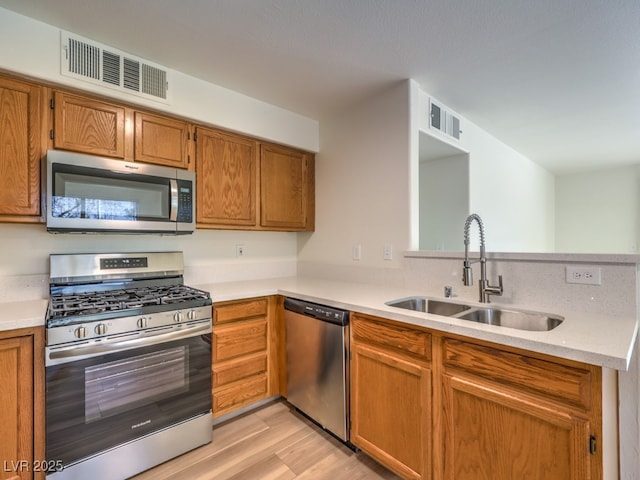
[61,31,169,103]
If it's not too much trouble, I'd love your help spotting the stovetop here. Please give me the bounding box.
[44,252,214,347]
[47,284,212,327]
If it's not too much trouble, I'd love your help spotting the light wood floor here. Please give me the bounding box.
[132,400,401,480]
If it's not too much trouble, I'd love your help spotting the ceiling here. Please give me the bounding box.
[1,0,638,174]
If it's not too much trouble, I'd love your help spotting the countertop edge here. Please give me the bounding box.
[201,277,638,372]
[3,278,637,371]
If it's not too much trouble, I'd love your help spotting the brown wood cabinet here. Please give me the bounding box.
[0,75,44,222]
[260,143,314,231]
[133,111,190,168]
[349,313,604,480]
[51,91,191,168]
[0,71,316,231]
[212,296,279,418]
[195,127,258,227]
[195,131,315,231]
[350,313,432,480]
[0,327,45,480]
[52,91,126,158]
[437,337,601,480]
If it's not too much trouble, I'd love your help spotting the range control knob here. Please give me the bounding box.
[74,326,87,339]
[187,310,197,320]
[94,323,107,335]
[137,317,148,329]
[173,311,184,323]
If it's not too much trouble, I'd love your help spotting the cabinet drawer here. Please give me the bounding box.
[213,319,267,362]
[442,338,593,409]
[352,314,431,360]
[213,374,268,417]
[214,298,269,325]
[213,352,267,387]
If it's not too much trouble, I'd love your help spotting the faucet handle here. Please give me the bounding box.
[491,275,504,295]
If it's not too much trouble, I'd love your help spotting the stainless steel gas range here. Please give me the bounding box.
[44,252,213,480]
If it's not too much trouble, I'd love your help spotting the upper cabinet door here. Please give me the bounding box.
[260,143,315,231]
[195,127,258,227]
[134,112,190,168]
[53,91,126,158]
[0,75,42,218]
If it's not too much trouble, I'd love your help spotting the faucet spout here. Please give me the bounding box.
[462,214,503,303]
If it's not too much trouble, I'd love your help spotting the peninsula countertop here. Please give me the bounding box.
[198,276,638,371]
[3,276,637,371]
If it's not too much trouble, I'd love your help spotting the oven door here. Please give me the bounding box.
[45,323,212,467]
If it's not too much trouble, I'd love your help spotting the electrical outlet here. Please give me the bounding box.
[566,266,601,285]
[236,244,245,257]
[352,244,361,261]
[383,244,393,261]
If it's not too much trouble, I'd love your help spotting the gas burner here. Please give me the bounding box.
[47,286,211,332]
[45,252,212,333]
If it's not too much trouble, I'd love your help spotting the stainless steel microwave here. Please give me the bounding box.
[45,150,195,234]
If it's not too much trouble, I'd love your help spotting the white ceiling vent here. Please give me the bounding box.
[61,31,170,104]
[429,98,461,141]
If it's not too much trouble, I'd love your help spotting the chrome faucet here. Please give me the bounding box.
[463,214,503,303]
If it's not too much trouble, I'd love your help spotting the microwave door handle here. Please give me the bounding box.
[169,179,178,221]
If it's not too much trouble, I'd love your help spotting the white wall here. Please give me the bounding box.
[0,223,297,300]
[419,153,469,250]
[297,80,412,269]
[467,125,555,252]
[0,6,320,294]
[414,87,555,253]
[0,7,318,152]
[555,165,639,253]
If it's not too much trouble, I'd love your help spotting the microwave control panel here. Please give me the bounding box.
[177,180,193,223]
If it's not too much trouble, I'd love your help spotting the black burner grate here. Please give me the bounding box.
[48,285,211,320]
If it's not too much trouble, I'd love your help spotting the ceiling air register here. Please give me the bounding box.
[60,31,170,103]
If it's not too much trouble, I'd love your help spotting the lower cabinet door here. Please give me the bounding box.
[0,335,34,480]
[350,343,431,480]
[441,374,592,480]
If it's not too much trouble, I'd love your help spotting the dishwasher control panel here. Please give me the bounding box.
[284,298,349,325]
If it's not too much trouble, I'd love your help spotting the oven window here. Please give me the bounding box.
[84,346,189,423]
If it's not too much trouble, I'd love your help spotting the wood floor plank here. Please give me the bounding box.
[131,400,401,480]
[276,428,351,475]
[225,453,296,480]
[210,410,271,455]
[190,409,314,479]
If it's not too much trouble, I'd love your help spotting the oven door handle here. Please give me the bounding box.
[46,320,211,366]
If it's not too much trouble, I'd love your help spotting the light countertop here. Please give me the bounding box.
[198,276,638,371]
[3,277,637,371]
[0,299,48,331]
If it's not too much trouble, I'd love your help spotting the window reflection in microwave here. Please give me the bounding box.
[52,196,138,220]
[84,346,189,423]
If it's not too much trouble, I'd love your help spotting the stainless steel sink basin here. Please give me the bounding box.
[385,296,471,316]
[457,308,563,331]
[385,296,563,332]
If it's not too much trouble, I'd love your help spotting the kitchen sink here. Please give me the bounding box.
[457,308,563,331]
[385,296,563,332]
[385,296,471,316]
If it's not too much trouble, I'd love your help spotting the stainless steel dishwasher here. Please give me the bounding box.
[284,297,350,442]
